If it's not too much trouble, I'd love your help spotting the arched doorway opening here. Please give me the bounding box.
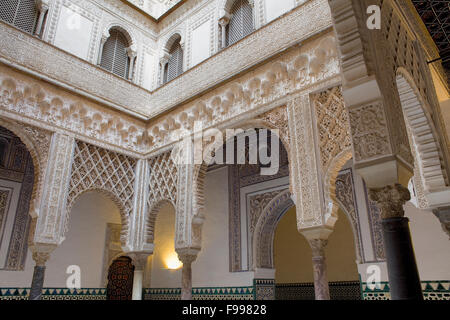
[189,125,291,299]
[106,256,134,300]
[0,125,34,274]
[147,201,180,292]
[273,206,360,300]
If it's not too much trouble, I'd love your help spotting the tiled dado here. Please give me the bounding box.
[143,287,255,300]
[0,288,107,300]
[362,281,450,300]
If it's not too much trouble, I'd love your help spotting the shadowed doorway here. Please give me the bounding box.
[106,256,134,300]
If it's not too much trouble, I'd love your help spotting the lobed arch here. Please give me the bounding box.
[252,184,364,270]
[395,68,449,193]
[144,198,176,245]
[221,0,255,14]
[0,118,47,219]
[322,148,353,228]
[65,188,130,247]
[252,189,293,269]
[193,122,292,225]
[163,31,183,54]
[102,23,136,48]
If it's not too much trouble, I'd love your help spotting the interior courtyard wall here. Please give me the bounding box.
[149,202,181,288]
[192,166,254,287]
[404,203,450,281]
[0,192,121,287]
[274,206,359,284]
[37,0,318,93]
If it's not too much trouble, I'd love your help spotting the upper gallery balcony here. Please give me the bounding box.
[0,0,333,120]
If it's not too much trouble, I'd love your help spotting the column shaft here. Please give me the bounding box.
[311,255,330,300]
[132,269,144,300]
[382,217,423,300]
[181,261,192,300]
[369,183,422,300]
[221,24,227,49]
[29,266,46,300]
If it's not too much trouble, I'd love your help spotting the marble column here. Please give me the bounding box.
[35,0,49,37]
[301,228,332,300]
[130,253,150,300]
[369,183,423,300]
[126,46,138,82]
[308,239,330,300]
[218,16,230,49]
[29,245,55,300]
[98,32,110,65]
[159,57,169,86]
[178,253,197,300]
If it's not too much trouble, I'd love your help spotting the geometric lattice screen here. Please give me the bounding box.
[0,0,38,34]
[145,151,177,244]
[100,29,130,79]
[147,151,177,207]
[227,0,253,46]
[67,141,136,220]
[412,1,450,82]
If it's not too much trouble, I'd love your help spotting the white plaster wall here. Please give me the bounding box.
[0,192,121,288]
[193,167,254,287]
[53,6,94,60]
[191,19,211,67]
[149,202,181,288]
[143,51,156,91]
[405,202,450,281]
[264,0,294,23]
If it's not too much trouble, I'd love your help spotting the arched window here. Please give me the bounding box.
[164,38,183,84]
[100,29,130,79]
[226,0,253,46]
[0,0,38,34]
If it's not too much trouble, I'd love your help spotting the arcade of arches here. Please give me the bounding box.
[0,0,449,301]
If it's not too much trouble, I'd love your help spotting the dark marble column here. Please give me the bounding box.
[29,247,53,300]
[29,265,46,300]
[370,183,423,300]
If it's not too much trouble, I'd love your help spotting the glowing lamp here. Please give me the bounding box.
[166,253,183,270]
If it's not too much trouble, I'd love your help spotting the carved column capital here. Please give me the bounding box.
[178,253,197,265]
[177,248,199,265]
[35,0,50,12]
[300,226,332,257]
[369,184,411,219]
[101,31,110,45]
[126,45,138,59]
[218,15,231,27]
[128,252,151,271]
[308,239,328,258]
[160,52,170,67]
[30,244,56,267]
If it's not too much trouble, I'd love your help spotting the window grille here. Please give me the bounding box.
[100,29,130,79]
[165,39,183,83]
[227,0,253,47]
[0,0,38,34]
